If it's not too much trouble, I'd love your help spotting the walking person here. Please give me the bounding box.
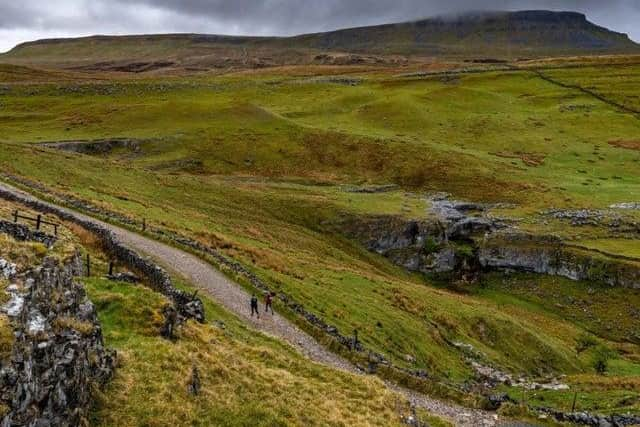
[265,292,274,315]
[250,294,260,318]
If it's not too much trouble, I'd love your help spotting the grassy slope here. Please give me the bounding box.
[1,65,639,207]
[477,273,640,414]
[85,278,405,426]
[0,199,410,426]
[543,64,640,112]
[0,61,639,414]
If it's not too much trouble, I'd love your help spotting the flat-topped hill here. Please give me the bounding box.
[1,10,637,71]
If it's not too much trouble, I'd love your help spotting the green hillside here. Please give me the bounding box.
[1,53,640,419]
[0,198,411,426]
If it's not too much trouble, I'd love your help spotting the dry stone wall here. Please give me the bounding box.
[0,185,205,323]
[0,220,57,248]
[0,254,115,426]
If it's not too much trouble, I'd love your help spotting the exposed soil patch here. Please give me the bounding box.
[312,53,408,66]
[148,158,206,174]
[609,139,640,151]
[40,138,142,156]
[71,61,176,73]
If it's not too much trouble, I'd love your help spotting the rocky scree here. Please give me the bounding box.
[537,408,640,426]
[0,253,115,426]
[0,259,16,280]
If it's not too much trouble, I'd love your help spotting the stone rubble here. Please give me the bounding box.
[470,361,569,391]
[538,408,640,426]
[0,254,115,426]
[542,208,640,233]
[610,202,640,210]
[452,342,569,391]
[544,208,611,226]
[0,259,17,280]
[0,220,57,248]
[106,271,140,284]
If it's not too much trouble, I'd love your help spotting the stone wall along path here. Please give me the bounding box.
[0,181,501,427]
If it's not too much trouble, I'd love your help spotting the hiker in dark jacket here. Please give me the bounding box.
[265,292,274,315]
[250,294,259,318]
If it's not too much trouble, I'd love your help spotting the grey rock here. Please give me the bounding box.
[106,271,140,284]
[447,217,495,240]
[610,202,640,210]
[0,254,115,426]
[0,221,57,248]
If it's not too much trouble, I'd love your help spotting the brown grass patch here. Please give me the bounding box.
[572,373,640,391]
[0,315,14,361]
[66,222,102,251]
[54,316,95,336]
[609,140,640,151]
[492,151,546,166]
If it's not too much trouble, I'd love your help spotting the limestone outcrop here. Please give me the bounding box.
[345,196,640,289]
[0,254,115,426]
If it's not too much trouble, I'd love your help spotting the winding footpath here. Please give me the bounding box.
[0,181,502,427]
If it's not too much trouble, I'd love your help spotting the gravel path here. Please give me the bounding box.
[0,182,501,426]
[103,220,501,426]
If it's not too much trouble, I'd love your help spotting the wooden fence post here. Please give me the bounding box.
[142,218,146,231]
[108,261,114,276]
[571,391,578,412]
[53,224,58,236]
[36,215,42,230]
[13,210,18,223]
[86,254,91,277]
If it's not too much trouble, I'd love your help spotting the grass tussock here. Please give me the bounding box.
[53,316,95,336]
[0,315,14,361]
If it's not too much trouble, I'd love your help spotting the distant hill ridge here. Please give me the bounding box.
[2,10,638,70]
[291,10,637,55]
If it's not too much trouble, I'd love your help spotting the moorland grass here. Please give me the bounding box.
[85,278,407,427]
[0,59,639,414]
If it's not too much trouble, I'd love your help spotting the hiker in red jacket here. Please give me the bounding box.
[265,292,274,315]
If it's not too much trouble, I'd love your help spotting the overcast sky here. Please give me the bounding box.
[0,0,639,53]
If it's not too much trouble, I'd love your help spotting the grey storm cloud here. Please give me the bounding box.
[0,0,639,52]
